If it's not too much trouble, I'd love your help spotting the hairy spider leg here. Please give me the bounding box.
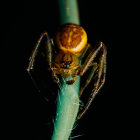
[95,55,106,94]
[26,32,60,90]
[79,62,98,98]
[26,32,52,71]
[78,43,91,60]
[52,70,60,84]
[77,42,107,119]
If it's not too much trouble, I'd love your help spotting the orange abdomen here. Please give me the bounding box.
[55,23,87,55]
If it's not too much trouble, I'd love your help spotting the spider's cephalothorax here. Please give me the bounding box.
[27,23,107,119]
[54,52,80,78]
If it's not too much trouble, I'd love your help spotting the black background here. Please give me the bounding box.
[1,0,136,140]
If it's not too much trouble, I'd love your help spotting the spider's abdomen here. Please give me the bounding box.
[55,23,87,55]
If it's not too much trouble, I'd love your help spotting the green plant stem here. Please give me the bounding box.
[51,0,80,140]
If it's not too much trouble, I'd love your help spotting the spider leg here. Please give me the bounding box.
[52,70,60,84]
[79,43,91,60]
[26,32,54,92]
[79,62,98,98]
[77,41,107,119]
[26,32,52,71]
[95,55,106,94]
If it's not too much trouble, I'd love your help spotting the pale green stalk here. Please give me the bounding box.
[51,0,80,140]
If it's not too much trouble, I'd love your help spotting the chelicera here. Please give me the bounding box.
[27,23,107,119]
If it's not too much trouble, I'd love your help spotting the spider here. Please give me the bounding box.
[27,23,107,119]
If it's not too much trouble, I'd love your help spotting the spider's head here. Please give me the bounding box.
[55,52,79,69]
[54,52,80,77]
